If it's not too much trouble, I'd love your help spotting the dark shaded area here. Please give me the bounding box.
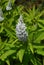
[34,53,43,65]
[0,60,7,65]
[41,39,44,44]
[15,0,44,9]
[0,30,9,42]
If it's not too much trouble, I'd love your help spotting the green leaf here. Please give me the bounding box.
[0,23,4,33]
[6,59,10,65]
[17,49,25,63]
[4,25,16,39]
[35,10,44,19]
[34,30,44,43]
[12,0,15,4]
[37,19,44,28]
[29,53,42,65]
[23,52,30,65]
[38,23,44,28]
[0,50,16,61]
[38,19,44,25]
[33,45,44,49]
[29,43,34,54]
[36,49,44,56]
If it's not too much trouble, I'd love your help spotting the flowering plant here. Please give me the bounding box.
[0,0,44,65]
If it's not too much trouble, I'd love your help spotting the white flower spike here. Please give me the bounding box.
[6,0,12,11]
[0,8,4,22]
[16,15,28,42]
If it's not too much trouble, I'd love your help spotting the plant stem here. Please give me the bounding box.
[43,56,44,65]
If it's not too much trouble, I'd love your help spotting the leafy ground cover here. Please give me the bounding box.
[0,0,44,65]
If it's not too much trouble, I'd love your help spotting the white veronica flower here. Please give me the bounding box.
[16,15,28,41]
[6,0,12,11]
[0,8,4,21]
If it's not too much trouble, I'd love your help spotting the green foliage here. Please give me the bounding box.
[0,0,44,65]
[17,49,25,63]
